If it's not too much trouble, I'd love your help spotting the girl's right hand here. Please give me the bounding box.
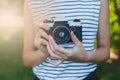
[34,17,63,66]
[34,17,53,56]
[34,17,53,49]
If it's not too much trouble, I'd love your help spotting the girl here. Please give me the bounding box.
[23,0,110,80]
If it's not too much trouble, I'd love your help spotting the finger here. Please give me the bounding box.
[43,17,54,23]
[49,36,71,60]
[48,40,67,60]
[55,52,68,61]
[48,36,54,52]
[47,42,62,60]
[36,29,49,40]
[40,38,48,46]
[55,60,63,66]
[48,57,63,66]
[34,37,48,47]
[35,22,50,31]
[49,35,69,54]
[41,16,54,23]
[71,31,80,44]
[35,16,54,30]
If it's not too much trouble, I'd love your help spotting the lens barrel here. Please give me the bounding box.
[52,26,70,44]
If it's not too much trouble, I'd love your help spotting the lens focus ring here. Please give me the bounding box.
[52,26,70,44]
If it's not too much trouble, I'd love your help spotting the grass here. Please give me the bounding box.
[0,29,33,80]
[0,29,120,80]
[97,61,120,80]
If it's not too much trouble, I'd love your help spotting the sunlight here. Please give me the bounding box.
[0,8,23,42]
[1,10,15,27]
[0,9,23,29]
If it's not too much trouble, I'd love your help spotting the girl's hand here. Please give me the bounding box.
[47,32,87,62]
[34,17,53,57]
[34,17,52,48]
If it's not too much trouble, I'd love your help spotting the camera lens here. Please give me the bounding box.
[52,26,70,44]
[59,32,65,38]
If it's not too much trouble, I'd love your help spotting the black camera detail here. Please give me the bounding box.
[46,19,82,44]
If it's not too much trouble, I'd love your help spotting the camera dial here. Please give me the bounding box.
[70,26,76,32]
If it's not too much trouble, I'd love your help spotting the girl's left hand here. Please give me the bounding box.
[46,32,88,64]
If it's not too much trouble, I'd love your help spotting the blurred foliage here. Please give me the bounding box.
[110,0,120,54]
[0,0,120,80]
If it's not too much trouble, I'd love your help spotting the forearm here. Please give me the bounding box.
[85,0,110,63]
[85,47,110,63]
[23,49,49,68]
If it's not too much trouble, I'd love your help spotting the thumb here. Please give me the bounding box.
[71,31,80,44]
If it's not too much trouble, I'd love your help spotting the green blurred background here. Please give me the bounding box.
[0,0,120,80]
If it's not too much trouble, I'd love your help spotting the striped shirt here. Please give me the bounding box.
[27,0,101,80]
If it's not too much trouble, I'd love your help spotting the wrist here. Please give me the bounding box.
[84,52,94,62]
[69,52,90,62]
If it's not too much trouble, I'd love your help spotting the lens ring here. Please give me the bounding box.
[52,26,70,44]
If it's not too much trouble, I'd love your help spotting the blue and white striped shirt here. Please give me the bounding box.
[27,0,101,80]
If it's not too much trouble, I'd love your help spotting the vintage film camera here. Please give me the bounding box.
[46,17,82,44]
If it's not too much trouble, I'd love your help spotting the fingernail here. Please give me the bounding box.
[71,31,73,34]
